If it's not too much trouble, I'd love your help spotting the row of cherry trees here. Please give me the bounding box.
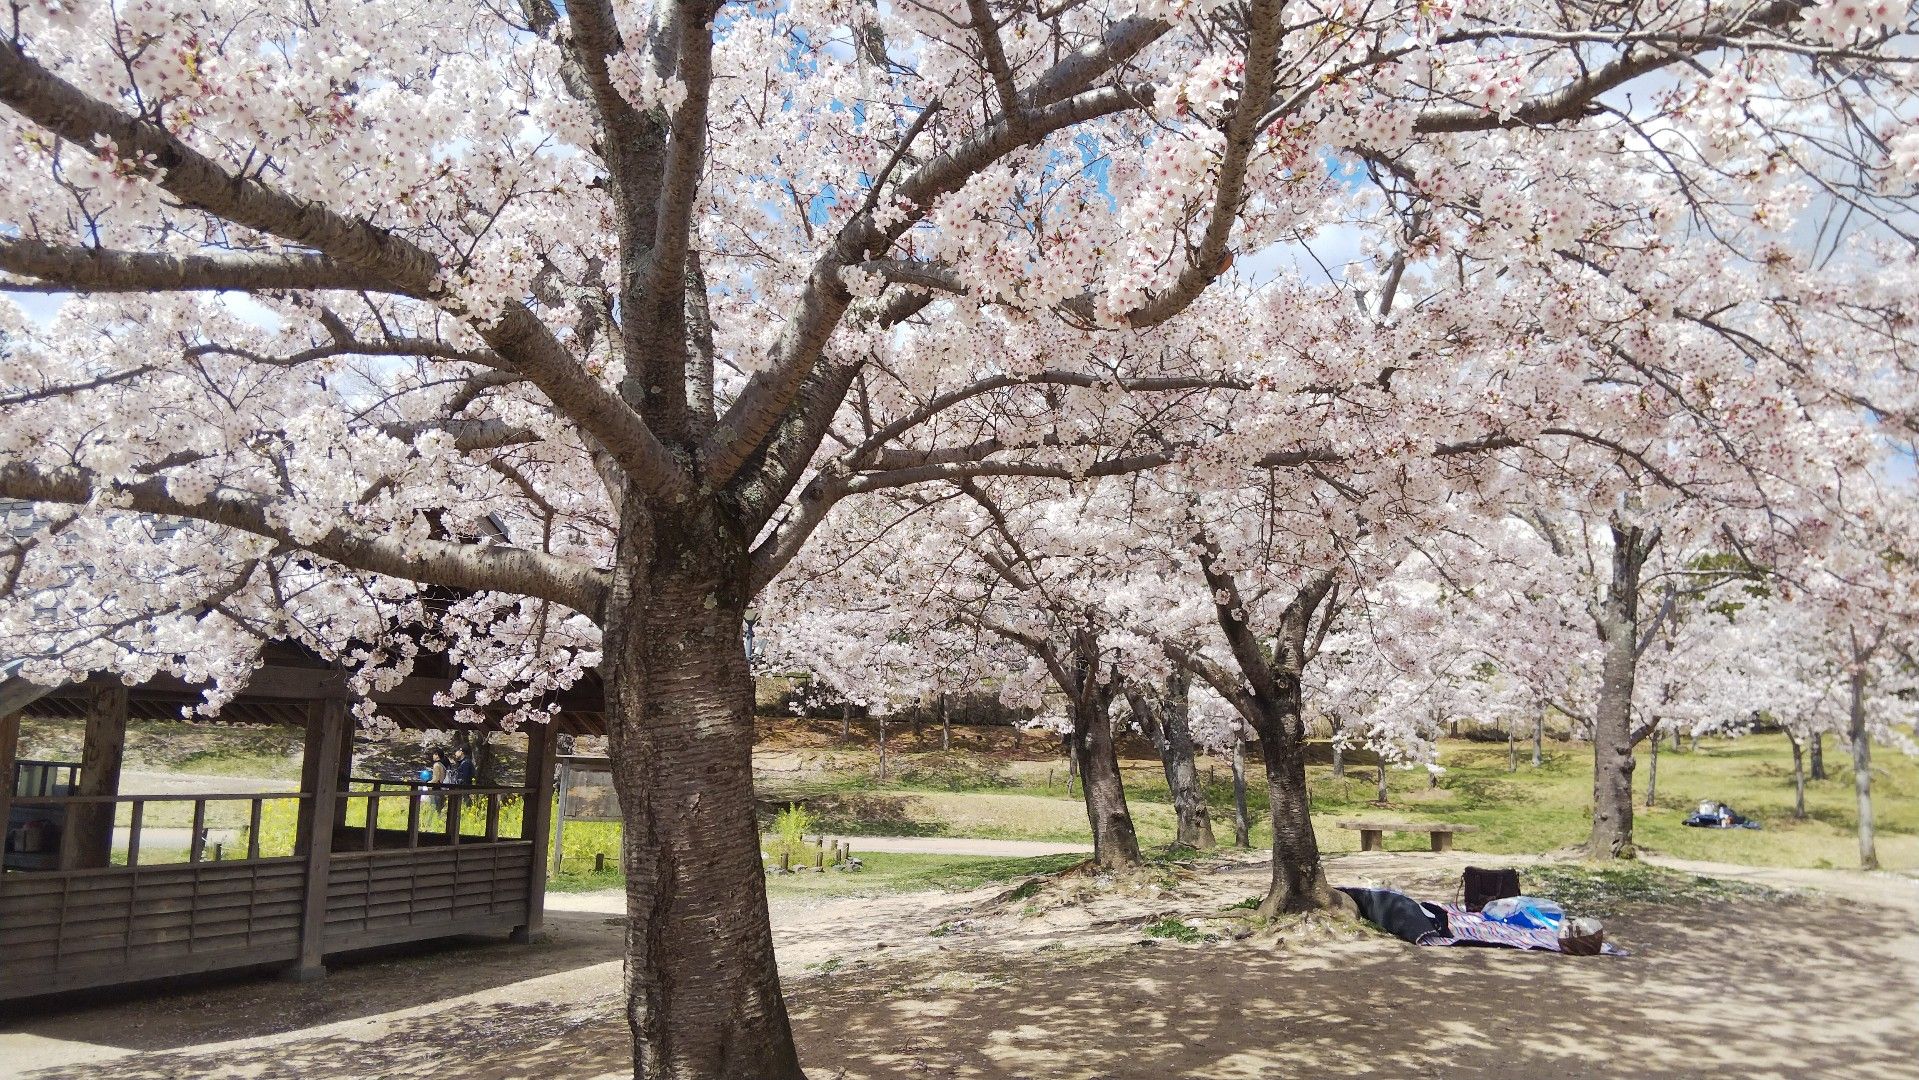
[5,0,1918,1076]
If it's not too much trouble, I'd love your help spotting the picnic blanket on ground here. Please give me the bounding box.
[1419,903,1628,956]
[1338,888,1627,956]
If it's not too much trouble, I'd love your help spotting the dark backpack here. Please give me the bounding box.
[1462,866,1520,912]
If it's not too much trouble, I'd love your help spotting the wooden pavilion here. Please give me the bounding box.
[0,642,605,1001]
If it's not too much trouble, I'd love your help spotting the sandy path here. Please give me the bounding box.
[5,851,1916,1080]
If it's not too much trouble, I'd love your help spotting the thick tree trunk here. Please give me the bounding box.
[1788,731,1808,820]
[1587,521,1652,861]
[1532,715,1544,768]
[1251,690,1332,917]
[65,679,127,870]
[1072,691,1141,869]
[1849,666,1877,871]
[1161,677,1215,850]
[1229,738,1252,848]
[839,701,852,741]
[1375,759,1389,803]
[1507,732,1518,773]
[1810,732,1826,780]
[601,500,804,1080]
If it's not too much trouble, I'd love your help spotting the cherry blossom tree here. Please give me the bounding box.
[6,0,1919,1074]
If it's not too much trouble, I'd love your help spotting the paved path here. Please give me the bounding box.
[818,835,1091,858]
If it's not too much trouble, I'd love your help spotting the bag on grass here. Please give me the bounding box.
[1461,866,1520,912]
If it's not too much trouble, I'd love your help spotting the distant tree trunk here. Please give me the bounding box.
[1671,726,1681,753]
[1644,725,1659,809]
[1688,731,1698,753]
[1134,674,1214,850]
[1848,656,1877,871]
[1787,730,1808,820]
[1230,738,1252,849]
[1810,731,1826,780]
[1375,759,1389,803]
[1329,719,1345,778]
[1508,731,1519,773]
[1070,674,1141,869]
[840,700,852,741]
[1533,715,1544,768]
[911,707,922,741]
[877,715,888,782]
[939,693,950,752]
[1064,732,1079,796]
[1587,520,1657,860]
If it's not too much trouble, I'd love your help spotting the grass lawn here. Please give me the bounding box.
[755,731,1917,871]
[88,727,1919,878]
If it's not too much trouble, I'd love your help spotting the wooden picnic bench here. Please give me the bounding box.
[1338,820,1480,853]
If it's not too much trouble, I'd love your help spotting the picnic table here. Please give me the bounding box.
[1338,819,1480,852]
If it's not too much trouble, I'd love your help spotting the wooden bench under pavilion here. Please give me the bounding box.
[1338,819,1481,853]
[0,643,603,1002]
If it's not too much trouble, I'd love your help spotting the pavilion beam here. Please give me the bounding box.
[62,679,127,870]
[512,722,559,944]
[289,696,347,982]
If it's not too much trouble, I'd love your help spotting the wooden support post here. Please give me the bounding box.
[64,679,128,869]
[127,800,144,866]
[1431,831,1453,853]
[289,697,346,983]
[0,711,17,867]
[512,722,559,944]
[189,799,207,863]
[331,716,354,832]
[247,797,263,860]
[1361,828,1382,852]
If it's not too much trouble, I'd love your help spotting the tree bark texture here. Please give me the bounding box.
[65,679,128,870]
[1644,725,1659,809]
[1849,663,1877,871]
[1133,675,1215,850]
[1230,739,1252,849]
[1071,677,1141,869]
[1250,687,1332,916]
[1788,731,1807,820]
[601,496,805,1080]
[1587,520,1654,860]
[1810,731,1826,780]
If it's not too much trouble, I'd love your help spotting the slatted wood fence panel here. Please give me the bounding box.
[322,842,530,952]
[0,859,305,998]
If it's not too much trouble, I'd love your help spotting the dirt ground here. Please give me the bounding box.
[4,852,1916,1080]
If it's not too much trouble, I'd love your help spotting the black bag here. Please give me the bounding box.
[1462,866,1520,912]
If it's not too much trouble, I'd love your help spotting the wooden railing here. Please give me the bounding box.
[12,759,79,797]
[5,791,310,870]
[338,778,531,851]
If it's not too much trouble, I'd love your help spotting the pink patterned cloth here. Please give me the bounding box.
[1420,904,1627,956]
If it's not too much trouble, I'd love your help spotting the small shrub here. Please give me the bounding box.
[1142,917,1206,943]
[768,803,814,865]
[1005,878,1043,901]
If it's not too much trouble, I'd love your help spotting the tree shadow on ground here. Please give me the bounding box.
[10,887,1916,1080]
[788,896,1919,1080]
[0,909,622,1055]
